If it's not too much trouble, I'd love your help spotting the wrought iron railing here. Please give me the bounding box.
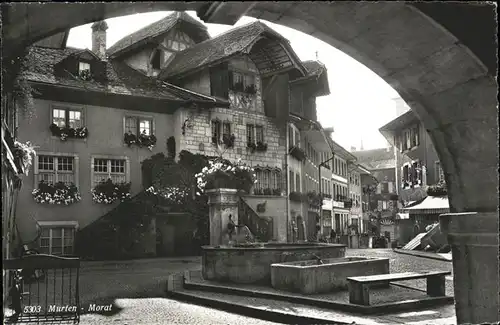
[3,254,80,324]
[238,198,273,242]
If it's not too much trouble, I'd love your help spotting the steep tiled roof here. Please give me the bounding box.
[160,21,303,79]
[22,46,223,103]
[107,12,209,58]
[353,148,396,170]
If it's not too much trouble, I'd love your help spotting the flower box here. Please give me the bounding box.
[254,188,281,196]
[307,191,323,208]
[289,191,306,202]
[32,181,81,205]
[289,146,306,161]
[223,134,235,148]
[50,123,88,141]
[427,181,447,197]
[124,132,157,151]
[247,142,257,152]
[256,141,268,152]
[195,159,257,194]
[146,186,190,209]
[92,179,131,204]
[244,84,257,95]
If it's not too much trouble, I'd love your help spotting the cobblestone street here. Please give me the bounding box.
[79,298,280,325]
[73,249,453,324]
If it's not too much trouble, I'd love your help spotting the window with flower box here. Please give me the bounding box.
[246,124,255,145]
[125,116,153,136]
[78,62,91,80]
[52,107,84,129]
[246,124,266,149]
[211,120,222,144]
[34,154,79,187]
[399,125,420,152]
[91,157,129,187]
[295,173,301,192]
[289,170,295,192]
[435,161,445,183]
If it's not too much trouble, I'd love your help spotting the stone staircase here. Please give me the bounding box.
[238,198,273,242]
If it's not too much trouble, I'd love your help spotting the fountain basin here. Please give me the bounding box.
[271,256,390,294]
[201,243,346,284]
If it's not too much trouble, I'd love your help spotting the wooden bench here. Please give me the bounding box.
[347,271,451,306]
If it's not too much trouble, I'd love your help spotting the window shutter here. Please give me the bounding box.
[376,184,381,194]
[209,63,229,99]
[388,182,393,193]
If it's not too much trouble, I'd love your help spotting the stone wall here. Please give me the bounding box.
[176,55,286,171]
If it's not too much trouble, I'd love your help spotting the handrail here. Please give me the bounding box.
[238,198,273,242]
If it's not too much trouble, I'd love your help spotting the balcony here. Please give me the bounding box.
[289,146,306,161]
[335,195,353,209]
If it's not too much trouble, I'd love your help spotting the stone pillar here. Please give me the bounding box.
[439,212,499,324]
[206,188,239,246]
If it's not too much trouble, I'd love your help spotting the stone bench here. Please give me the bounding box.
[347,271,451,305]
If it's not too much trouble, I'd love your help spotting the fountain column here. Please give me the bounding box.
[206,188,239,246]
[439,212,499,324]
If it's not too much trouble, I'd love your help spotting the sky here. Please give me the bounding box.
[67,11,407,151]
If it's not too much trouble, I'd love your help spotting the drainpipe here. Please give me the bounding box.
[285,123,290,243]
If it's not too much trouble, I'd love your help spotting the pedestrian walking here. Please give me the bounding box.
[330,229,337,243]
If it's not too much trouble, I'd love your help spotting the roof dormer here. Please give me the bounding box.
[54,49,107,82]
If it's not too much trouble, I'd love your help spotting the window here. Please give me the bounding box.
[52,107,83,129]
[125,116,153,136]
[294,130,300,148]
[246,124,264,145]
[402,165,410,184]
[79,62,90,74]
[295,173,301,192]
[39,226,76,256]
[37,155,75,186]
[230,71,255,92]
[151,49,162,70]
[255,125,264,143]
[92,158,126,187]
[222,122,231,140]
[212,120,222,144]
[246,124,255,144]
[289,170,295,192]
[381,182,389,194]
[411,126,420,147]
[288,125,294,148]
[435,161,445,183]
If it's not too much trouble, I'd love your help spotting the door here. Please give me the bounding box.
[297,216,305,241]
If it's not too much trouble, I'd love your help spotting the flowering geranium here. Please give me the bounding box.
[49,124,89,141]
[92,179,131,204]
[13,140,37,176]
[124,131,157,151]
[146,186,189,204]
[32,181,81,205]
[195,158,257,193]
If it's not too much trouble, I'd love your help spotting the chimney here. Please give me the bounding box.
[91,20,108,60]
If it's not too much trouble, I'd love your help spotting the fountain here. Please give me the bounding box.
[201,188,347,284]
[271,256,390,294]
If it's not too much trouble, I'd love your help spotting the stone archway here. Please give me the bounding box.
[2,2,497,323]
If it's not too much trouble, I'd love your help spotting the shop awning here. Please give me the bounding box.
[396,213,410,220]
[322,200,332,211]
[402,196,450,215]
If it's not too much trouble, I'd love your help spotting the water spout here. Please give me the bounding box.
[311,253,324,265]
